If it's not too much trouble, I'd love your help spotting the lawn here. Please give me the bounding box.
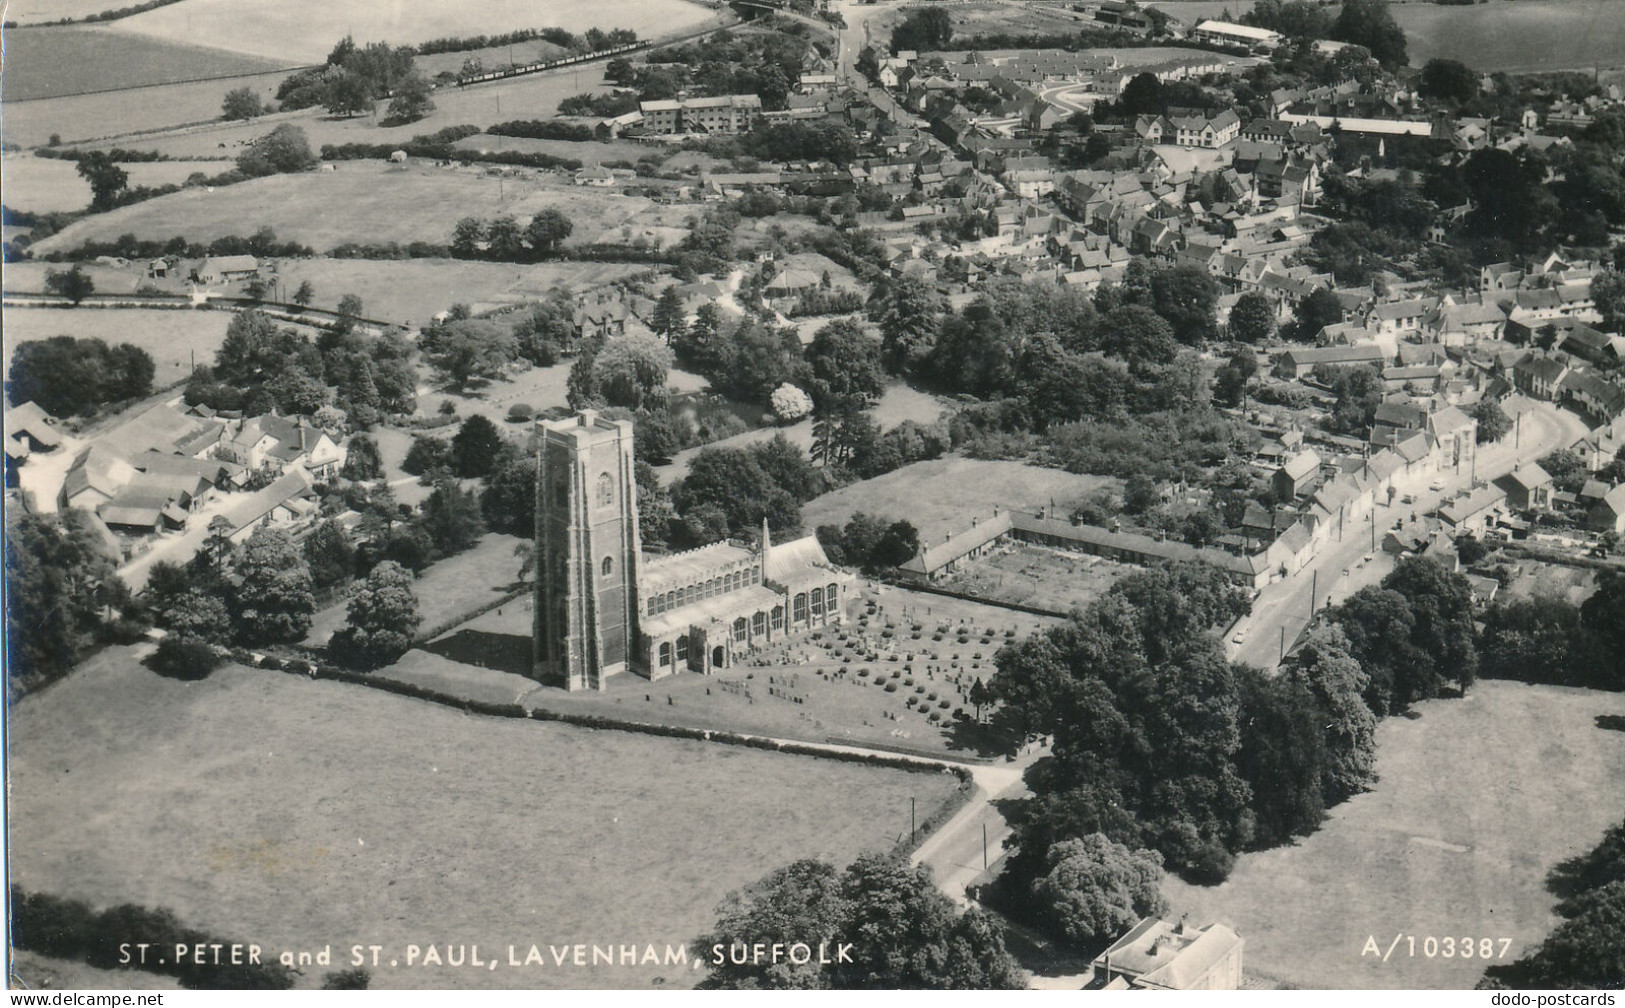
[6,649,961,989]
[267,258,650,326]
[1161,680,1625,989]
[0,306,233,385]
[801,457,1118,551]
[939,540,1134,614]
[417,581,1055,757]
[0,26,294,102]
[1,152,235,215]
[303,532,528,648]
[429,361,709,439]
[108,0,718,63]
[28,161,667,257]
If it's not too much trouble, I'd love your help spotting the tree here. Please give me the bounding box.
[1120,73,1163,117]
[1469,398,1512,443]
[44,266,95,305]
[448,414,506,478]
[1030,834,1168,948]
[1227,292,1277,344]
[1149,265,1219,344]
[385,71,435,124]
[890,7,952,53]
[1331,0,1407,66]
[1235,665,1328,847]
[292,281,314,307]
[8,335,154,415]
[303,519,357,591]
[328,560,421,669]
[5,510,129,696]
[524,209,574,258]
[1580,571,1625,685]
[75,153,128,211]
[482,451,538,536]
[1283,624,1376,804]
[1590,268,1625,333]
[335,293,364,333]
[592,334,673,411]
[878,276,943,375]
[324,68,376,117]
[693,859,850,989]
[869,520,920,570]
[233,526,316,646]
[236,124,316,176]
[341,435,383,481]
[1420,58,1478,104]
[651,286,686,342]
[1097,304,1177,369]
[1292,288,1344,341]
[1479,596,1598,688]
[221,86,267,121]
[450,217,486,259]
[770,383,813,423]
[1330,556,1478,714]
[806,319,887,408]
[419,479,486,557]
[424,319,516,392]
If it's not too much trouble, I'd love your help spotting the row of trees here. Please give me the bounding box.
[274,36,435,123]
[449,211,574,262]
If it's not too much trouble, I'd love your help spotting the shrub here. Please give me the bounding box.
[884,682,898,693]
[148,637,223,680]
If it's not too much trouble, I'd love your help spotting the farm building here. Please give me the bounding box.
[192,255,259,285]
[1189,19,1283,51]
[1090,918,1245,991]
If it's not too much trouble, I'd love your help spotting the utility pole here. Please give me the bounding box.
[1279,623,1286,662]
[910,797,916,841]
[982,823,988,870]
[1310,568,1317,616]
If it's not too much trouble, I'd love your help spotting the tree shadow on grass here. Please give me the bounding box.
[1596,714,1625,733]
[941,717,1022,759]
[418,629,531,676]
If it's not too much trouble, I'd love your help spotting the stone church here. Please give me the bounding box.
[532,410,854,691]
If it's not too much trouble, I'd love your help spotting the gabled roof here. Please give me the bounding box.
[765,533,840,584]
[1280,449,1321,481]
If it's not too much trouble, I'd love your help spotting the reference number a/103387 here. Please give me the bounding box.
[1362,935,1514,961]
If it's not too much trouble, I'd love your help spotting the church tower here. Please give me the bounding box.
[532,410,641,691]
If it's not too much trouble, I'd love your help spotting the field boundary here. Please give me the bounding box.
[3,62,309,105]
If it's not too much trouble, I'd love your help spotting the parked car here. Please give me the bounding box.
[1429,478,1446,491]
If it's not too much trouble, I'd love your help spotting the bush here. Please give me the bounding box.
[148,637,223,680]
[507,403,534,421]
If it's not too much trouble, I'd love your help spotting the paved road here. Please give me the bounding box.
[1230,400,1592,670]
[910,756,1030,904]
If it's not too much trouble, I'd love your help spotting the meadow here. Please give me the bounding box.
[0,306,232,384]
[1,152,233,215]
[26,162,670,256]
[108,0,718,63]
[0,26,293,102]
[800,457,1119,550]
[6,649,961,989]
[1162,680,1625,989]
[1393,0,1625,73]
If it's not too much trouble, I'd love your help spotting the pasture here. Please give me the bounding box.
[0,26,293,102]
[6,649,960,989]
[266,258,650,326]
[1393,0,1625,73]
[26,162,666,257]
[1,153,233,215]
[1162,680,1625,989]
[0,307,231,384]
[800,457,1118,551]
[108,0,718,63]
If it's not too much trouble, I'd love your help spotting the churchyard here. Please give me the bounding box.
[6,646,961,989]
[1161,679,1625,989]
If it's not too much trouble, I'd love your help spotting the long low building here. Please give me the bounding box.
[639,94,762,135]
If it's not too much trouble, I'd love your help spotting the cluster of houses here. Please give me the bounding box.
[5,397,345,574]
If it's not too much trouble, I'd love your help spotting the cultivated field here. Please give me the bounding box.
[1,153,234,215]
[939,540,1134,613]
[1394,0,1625,73]
[0,26,293,102]
[1162,680,1625,989]
[0,72,290,150]
[7,650,960,989]
[267,258,651,325]
[801,457,1119,550]
[0,307,232,384]
[108,0,717,63]
[4,0,157,24]
[26,161,675,256]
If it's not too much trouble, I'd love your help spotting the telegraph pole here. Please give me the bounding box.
[910,797,916,841]
[982,823,988,870]
[1310,568,1317,616]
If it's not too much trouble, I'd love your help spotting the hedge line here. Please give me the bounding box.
[228,647,972,781]
[319,142,581,172]
[10,886,295,989]
[412,587,529,644]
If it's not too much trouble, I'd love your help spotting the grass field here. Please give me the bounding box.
[6,649,960,989]
[267,258,650,326]
[0,26,294,102]
[1396,0,1625,72]
[303,532,527,647]
[0,307,232,384]
[27,161,677,256]
[108,0,717,63]
[1162,680,1625,989]
[939,540,1133,613]
[801,458,1118,551]
[1,152,234,215]
[4,0,162,24]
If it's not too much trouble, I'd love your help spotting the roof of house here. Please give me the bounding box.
[4,401,63,448]
[199,254,257,273]
[1497,463,1552,492]
[1439,483,1508,525]
[96,404,215,460]
[1596,483,1625,516]
[1280,449,1321,482]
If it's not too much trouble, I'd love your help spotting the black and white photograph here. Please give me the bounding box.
[3,0,1624,994]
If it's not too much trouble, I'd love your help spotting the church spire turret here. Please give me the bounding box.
[760,516,772,573]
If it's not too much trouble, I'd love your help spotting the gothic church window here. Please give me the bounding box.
[602,556,614,577]
[596,472,614,507]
